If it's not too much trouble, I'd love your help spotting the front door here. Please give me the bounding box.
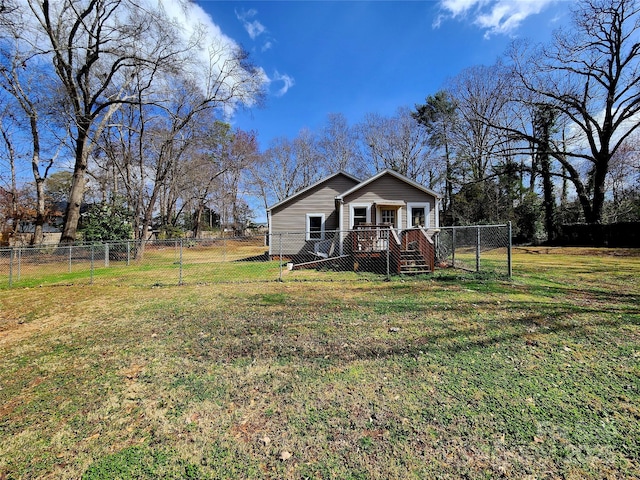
[381,208,396,226]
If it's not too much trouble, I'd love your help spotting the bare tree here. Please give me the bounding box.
[317,113,363,176]
[511,0,640,224]
[9,0,264,244]
[92,94,145,237]
[445,64,513,184]
[258,137,302,204]
[604,135,640,221]
[181,125,258,237]
[16,0,191,243]
[357,107,432,184]
[0,21,65,244]
[0,107,20,239]
[293,128,323,187]
[222,129,260,231]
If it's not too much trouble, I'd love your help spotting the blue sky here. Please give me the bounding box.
[196,0,572,150]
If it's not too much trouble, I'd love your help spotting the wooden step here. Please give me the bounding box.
[400,266,431,274]
[399,249,431,274]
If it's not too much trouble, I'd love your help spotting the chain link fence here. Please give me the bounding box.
[0,225,511,288]
[435,224,512,277]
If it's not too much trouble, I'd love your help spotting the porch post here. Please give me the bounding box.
[338,200,344,256]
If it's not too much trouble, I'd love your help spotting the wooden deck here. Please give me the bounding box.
[290,226,436,274]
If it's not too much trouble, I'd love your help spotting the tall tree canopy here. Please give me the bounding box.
[510,0,640,224]
[0,0,266,244]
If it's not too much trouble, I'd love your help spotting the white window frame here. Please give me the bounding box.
[306,213,325,240]
[406,202,430,228]
[349,204,371,228]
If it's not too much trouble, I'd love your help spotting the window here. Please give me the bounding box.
[350,204,371,228]
[381,209,396,225]
[411,207,425,227]
[306,213,324,240]
[407,202,430,228]
[353,207,367,226]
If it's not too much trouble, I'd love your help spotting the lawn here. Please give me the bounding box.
[0,248,638,479]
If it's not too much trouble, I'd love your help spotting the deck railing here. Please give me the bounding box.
[352,224,392,252]
[401,228,435,272]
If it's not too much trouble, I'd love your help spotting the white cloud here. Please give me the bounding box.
[441,0,482,17]
[436,0,558,37]
[271,71,295,97]
[236,8,267,40]
[152,1,267,110]
[162,2,289,102]
[246,20,267,40]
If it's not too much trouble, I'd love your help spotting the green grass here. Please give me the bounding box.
[0,248,639,479]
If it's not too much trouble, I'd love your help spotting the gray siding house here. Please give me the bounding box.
[268,170,441,270]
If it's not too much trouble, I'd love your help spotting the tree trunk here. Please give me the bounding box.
[32,178,45,245]
[588,154,609,224]
[136,170,164,259]
[136,205,154,260]
[60,131,89,244]
[540,154,556,242]
[193,204,204,239]
[30,120,46,245]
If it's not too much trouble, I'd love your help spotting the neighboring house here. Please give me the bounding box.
[267,169,441,274]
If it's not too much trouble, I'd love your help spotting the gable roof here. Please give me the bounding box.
[267,171,361,212]
[335,169,442,201]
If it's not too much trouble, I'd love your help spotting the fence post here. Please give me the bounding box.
[452,227,456,268]
[17,247,21,282]
[9,247,13,287]
[476,226,481,273]
[278,233,283,282]
[90,244,95,284]
[223,231,227,263]
[104,243,109,267]
[68,245,72,273]
[507,222,512,279]
[179,238,183,285]
[127,241,131,266]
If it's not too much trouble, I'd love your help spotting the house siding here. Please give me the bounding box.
[341,174,437,230]
[269,174,359,256]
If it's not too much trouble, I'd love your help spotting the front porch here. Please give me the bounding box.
[352,224,436,274]
[286,225,437,275]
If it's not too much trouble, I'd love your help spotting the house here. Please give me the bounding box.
[267,169,441,274]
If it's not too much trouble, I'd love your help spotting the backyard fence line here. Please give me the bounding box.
[435,224,512,278]
[0,224,511,288]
